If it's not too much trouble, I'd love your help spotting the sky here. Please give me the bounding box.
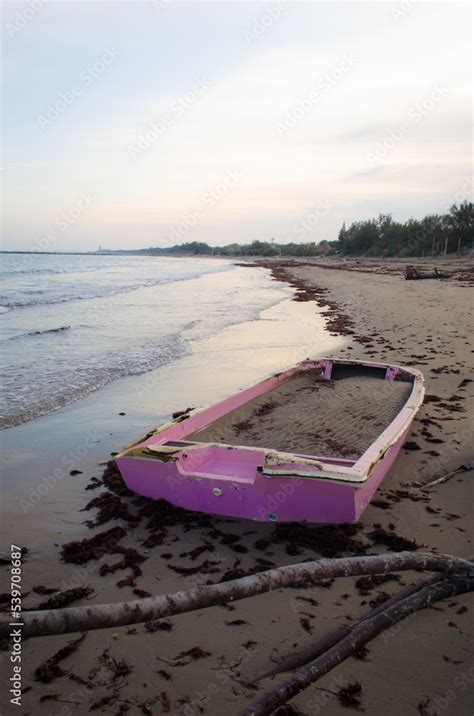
[1,0,472,252]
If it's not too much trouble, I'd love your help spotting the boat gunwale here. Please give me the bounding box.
[116,358,425,486]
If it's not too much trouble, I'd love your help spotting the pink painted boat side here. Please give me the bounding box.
[115,359,425,524]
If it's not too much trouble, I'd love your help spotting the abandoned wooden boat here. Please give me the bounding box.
[116,359,424,524]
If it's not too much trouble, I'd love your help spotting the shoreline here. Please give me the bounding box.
[0,265,342,548]
[1,258,473,715]
[0,261,284,430]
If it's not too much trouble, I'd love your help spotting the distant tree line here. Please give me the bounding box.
[98,201,472,258]
[98,239,339,258]
[337,201,473,257]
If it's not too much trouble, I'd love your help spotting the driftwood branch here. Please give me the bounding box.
[423,463,471,488]
[1,552,472,639]
[240,575,474,716]
[254,575,441,682]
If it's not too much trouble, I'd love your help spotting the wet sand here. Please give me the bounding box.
[1,257,473,716]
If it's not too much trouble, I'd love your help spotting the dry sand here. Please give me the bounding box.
[190,367,414,460]
[2,256,473,716]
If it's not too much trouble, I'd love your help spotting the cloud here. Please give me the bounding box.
[2,1,472,250]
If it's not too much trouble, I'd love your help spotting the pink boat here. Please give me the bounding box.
[116,359,424,524]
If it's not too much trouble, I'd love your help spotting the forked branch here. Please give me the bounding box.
[239,575,474,715]
[0,551,471,639]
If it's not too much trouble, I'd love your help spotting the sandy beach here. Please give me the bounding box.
[3,0,472,712]
[1,257,473,716]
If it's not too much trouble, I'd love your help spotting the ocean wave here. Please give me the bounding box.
[8,325,71,341]
[0,282,156,309]
[0,266,234,310]
[0,266,98,277]
[1,332,188,429]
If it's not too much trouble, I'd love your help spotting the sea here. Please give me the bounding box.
[0,253,305,429]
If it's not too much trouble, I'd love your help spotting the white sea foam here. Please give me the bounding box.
[0,254,288,428]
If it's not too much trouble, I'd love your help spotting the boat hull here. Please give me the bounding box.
[117,425,410,524]
[116,359,423,523]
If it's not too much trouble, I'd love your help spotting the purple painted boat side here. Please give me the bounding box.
[353,427,410,520]
[117,454,358,523]
[115,359,425,524]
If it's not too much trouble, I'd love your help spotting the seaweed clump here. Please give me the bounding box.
[272,522,366,558]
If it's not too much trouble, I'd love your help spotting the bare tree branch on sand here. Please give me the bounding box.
[2,551,472,714]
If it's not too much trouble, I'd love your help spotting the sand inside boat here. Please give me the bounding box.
[189,366,414,459]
